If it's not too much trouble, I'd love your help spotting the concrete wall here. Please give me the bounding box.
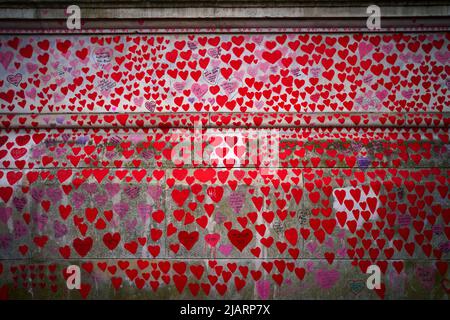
[0,2,449,299]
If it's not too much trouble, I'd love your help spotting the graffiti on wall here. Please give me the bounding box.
[0,33,448,113]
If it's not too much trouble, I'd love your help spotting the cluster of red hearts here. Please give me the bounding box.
[3,257,447,299]
[0,259,395,299]
[0,32,449,113]
[0,29,449,300]
[0,164,448,298]
[0,127,448,170]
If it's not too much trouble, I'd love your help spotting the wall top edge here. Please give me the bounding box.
[0,5,448,20]
[0,26,449,35]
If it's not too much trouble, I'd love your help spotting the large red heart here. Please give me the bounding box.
[227,228,253,252]
[178,231,199,251]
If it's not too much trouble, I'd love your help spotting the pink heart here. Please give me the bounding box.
[192,83,208,100]
[218,244,232,256]
[358,41,374,59]
[256,280,271,299]
[26,62,38,74]
[0,51,13,69]
[0,207,12,224]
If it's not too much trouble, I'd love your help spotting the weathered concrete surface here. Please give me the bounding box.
[0,0,448,29]
[0,0,448,25]
[1,6,449,19]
